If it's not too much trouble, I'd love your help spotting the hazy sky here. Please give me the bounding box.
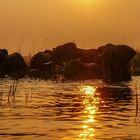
[0,0,140,55]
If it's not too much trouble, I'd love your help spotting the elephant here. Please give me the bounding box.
[5,53,28,79]
[0,50,28,79]
[97,43,136,82]
[51,42,97,65]
[64,58,102,80]
[29,51,55,78]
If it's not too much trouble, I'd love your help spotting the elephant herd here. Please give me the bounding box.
[0,42,136,82]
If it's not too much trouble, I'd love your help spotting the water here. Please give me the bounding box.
[0,77,140,140]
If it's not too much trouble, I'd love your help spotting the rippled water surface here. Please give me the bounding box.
[0,77,140,140]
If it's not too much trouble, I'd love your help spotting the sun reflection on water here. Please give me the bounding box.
[80,85,96,96]
[78,85,100,140]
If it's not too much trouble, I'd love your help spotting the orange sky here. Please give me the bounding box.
[0,0,140,55]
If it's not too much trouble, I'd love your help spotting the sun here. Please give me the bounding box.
[80,0,94,3]
[79,0,95,15]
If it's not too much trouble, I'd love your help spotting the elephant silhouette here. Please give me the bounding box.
[97,43,136,82]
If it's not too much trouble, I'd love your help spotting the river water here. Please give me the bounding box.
[0,77,140,140]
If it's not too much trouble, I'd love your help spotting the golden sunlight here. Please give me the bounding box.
[80,85,96,96]
[80,0,94,4]
[78,85,99,139]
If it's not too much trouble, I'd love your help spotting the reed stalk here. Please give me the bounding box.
[0,91,3,107]
[8,81,18,107]
[135,83,139,117]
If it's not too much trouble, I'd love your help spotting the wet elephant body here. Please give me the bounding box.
[0,50,27,79]
[4,53,28,78]
[64,58,102,80]
[97,43,136,82]
[29,51,55,78]
[51,42,77,65]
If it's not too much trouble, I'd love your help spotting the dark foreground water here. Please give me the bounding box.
[0,77,140,140]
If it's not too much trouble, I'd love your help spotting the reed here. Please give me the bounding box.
[25,88,33,107]
[0,91,3,107]
[8,81,18,107]
[135,82,139,117]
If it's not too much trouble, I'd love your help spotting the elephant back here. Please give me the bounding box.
[6,53,25,64]
[5,52,27,78]
[51,42,77,64]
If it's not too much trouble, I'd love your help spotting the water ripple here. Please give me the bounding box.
[0,78,140,139]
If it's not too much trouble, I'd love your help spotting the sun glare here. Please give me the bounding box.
[80,85,96,96]
[80,0,95,6]
[78,85,99,139]
[80,0,93,3]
